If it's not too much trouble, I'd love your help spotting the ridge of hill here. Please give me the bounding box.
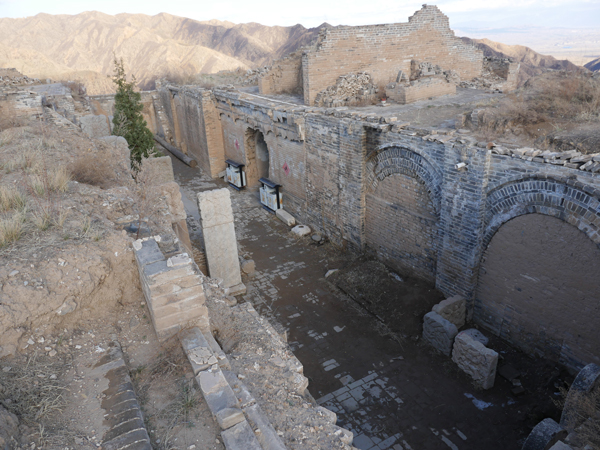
[585,57,600,72]
[0,11,324,94]
[0,11,587,95]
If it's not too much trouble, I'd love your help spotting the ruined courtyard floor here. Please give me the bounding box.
[172,156,564,450]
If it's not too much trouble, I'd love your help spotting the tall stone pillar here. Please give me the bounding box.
[197,188,246,296]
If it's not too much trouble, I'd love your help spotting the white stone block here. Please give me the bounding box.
[452,331,498,389]
[423,311,458,356]
[292,225,311,236]
[276,209,296,226]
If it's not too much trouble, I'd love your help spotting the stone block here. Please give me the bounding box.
[244,403,287,450]
[452,331,498,389]
[432,295,466,329]
[223,371,255,408]
[133,239,165,267]
[80,114,110,138]
[548,443,573,450]
[460,328,488,346]
[197,189,242,290]
[202,330,231,370]
[241,259,255,275]
[141,156,175,185]
[221,420,263,450]
[197,369,244,430]
[197,188,234,229]
[291,225,311,236]
[161,182,187,222]
[422,311,458,356]
[276,209,296,226]
[522,418,567,450]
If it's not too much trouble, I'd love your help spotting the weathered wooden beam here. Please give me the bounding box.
[154,135,197,168]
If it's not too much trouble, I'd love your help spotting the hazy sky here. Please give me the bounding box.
[0,0,598,28]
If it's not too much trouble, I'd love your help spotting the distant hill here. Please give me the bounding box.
[461,37,584,85]
[585,57,600,72]
[0,12,324,94]
[0,11,587,95]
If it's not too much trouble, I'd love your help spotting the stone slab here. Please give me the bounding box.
[197,188,234,228]
[244,403,287,450]
[133,239,165,267]
[196,369,243,430]
[432,295,466,329]
[276,209,296,226]
[224,282,247,296]
[422,311,458,356]
[560,363,600,430]
[460,328,489,346]
[221,420,263,450]
[197,189,242,290]
[452,331,498,389]
[522,418,567,450]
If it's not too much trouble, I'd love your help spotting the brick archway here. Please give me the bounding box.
[483,175,600,250]
[364,145,442,281]
[365,145,442,215]
[476,176,600,370]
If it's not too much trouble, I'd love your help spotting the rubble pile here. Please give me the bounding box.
[460,57,512,91]
[0,68,41,87]
[411,61,461,84]
[315,72,378,107]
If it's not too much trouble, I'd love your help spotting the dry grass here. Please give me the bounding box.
[0,353,68,424]
[0,212,24,247]
[556,386,600,449]
[69,153,115,188]
[0,185,27,212]
[479,71,600,137]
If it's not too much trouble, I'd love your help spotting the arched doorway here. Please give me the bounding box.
[244,129,270,186]
[255,131,270,180]
[475,213,600,369]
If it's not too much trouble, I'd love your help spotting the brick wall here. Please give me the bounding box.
[386,78,456,104]
[365,173,438,281]
[475,214,600,371]
[157,85,600,370]
[258,51,303,96]
[302,5,482,105]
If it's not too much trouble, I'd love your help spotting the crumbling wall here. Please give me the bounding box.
[302,5,482,105]
[258,50,303,96]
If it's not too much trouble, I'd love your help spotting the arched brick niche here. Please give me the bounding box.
[475,176,600,371]
[364,146,442,282]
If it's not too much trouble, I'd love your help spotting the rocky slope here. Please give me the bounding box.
[0,12,324,94]
[585,57,600,72]
[461,37,585,85]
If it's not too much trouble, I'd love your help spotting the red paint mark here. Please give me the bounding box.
[234,139,239,150]
[283,162,290,175]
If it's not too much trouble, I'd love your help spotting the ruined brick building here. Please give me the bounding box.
[2,5,596,376]
[145,4,600,376]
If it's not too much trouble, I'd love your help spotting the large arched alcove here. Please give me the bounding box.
[475,213,600,370]
[364,146,441,282]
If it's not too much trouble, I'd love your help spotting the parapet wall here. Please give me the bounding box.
[300,5,482,105]
[258,50,303,96]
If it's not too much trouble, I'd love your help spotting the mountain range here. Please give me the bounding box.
[0,12,587,95]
